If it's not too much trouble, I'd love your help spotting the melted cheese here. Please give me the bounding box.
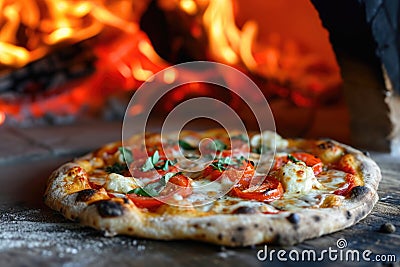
[278,162,323,194]
[250,131,288,151]
[104,173,138,193]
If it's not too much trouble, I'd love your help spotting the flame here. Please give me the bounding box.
[180,0,197,15]
[203,0,241,64]
[200,0,341,106]
[0,111,5,125]
[0,0,139,68]
[0,0,342,125]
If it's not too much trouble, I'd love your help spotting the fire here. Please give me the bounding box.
[0,0,167,125]
[0,0,139,68]
[0,111,5,125]
[0,0,342,125]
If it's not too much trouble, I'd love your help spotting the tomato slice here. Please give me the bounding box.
[202,165,223,181]
[230,176,283,202]
[333,173,356,196]
[160,174,193,197]
[202,158,254,183]
[127,174,192,209]
[273,152,323,175]
[335,154,357,175]
[126,195,164,209]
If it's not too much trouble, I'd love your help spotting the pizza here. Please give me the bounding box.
[44,129,381,246]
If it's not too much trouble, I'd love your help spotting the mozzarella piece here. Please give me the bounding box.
[278,161,323,194]
[104,173,138,193]
[250,131,288,151]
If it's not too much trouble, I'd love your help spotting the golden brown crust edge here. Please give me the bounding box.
[44,140,381,247]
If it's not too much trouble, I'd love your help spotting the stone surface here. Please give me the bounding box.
[0,127,50,164]
[17,120,122,157]
[0,120,122,166]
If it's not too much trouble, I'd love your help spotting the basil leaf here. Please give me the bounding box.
[221,157,234,165]
[128,172,181,197]
[105,163,128,174]
[162,160,169,171]
[210,156,248,172]
[141,151,161,172]
[287,154,301,163]
[161,159,177,171]
[152,150,160,165]
[118,147,133,165]
[128,187,157,197]
[161,172,175,186]
[179,140,196,150]
[141,157,154,172]
[127,188,148,196]
[209,139,227,152]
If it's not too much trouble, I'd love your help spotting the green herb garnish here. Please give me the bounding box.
[178,140,196,150]
[128,187,156,197]
[209,139,227,152]
[119,147,133,165]
[210,157,235,172]
[287,154,301,163]
[127,172,181,197]
[141,150,176,172]
[105,162,128,174]
[141,151,160,172]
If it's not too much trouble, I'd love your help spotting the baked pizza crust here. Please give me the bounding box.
[44,139,381,246]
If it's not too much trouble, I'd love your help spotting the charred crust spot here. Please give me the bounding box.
[317,140,334,150]
[193,224,200,229]
[217,233,223,240]
[273,233,282,244]
[76,189,98,202]
[350,186,370,200]
[237,226,245,231]
[206,222,212,227]
[254,223,259,228]
[286,213,300,224]
[128,227,133,232]
[313,215,321,222]
[123,198,130,204]
[269,227,273,232]
[94,200,124,217]
[231,237,237,243]
[346,211,352,220]
[232,206,257,214]
[362,151,370,157]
